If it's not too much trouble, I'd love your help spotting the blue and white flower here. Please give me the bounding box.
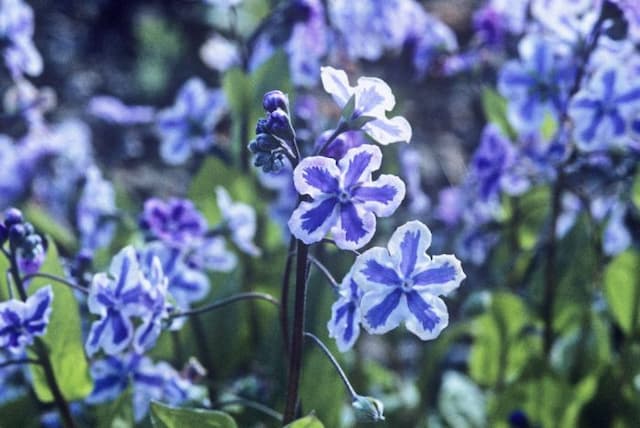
[353,221,465,340]
[327,268,363,352]
[77,166,117,254]
[289,145,405,250]
[569,66,640,151]
[0,285,53,354]
[0,0,43,77]
[85,246,151,356]
[156,78,226,165]
[133,254,170,353]
[216,187,261,257]
[320,66,412,145]
[498,35,574,132]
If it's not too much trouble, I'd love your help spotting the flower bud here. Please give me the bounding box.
[4,208,23,227]
[255,118,269,134]
[352,395,385,423]
[263,90,289,113]
[9,223,26,247]
[255,133,281,152]
[266,109,295,141]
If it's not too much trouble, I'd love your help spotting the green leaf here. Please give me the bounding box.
[632,172,640,209]
[481,88,516,138]
[540,111,558,140]
[284,415,325,428]
[469,292,540,387]
[29,240,93,402]
[604,250,640,335]
[150,401,238,428]
[97,389,134,428]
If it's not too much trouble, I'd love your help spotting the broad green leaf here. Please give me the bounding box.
[150,401,237,428]
[604,250,640,335]
[29,240,93,402]
[284,415,325,428]
[469,293,540,387]
[481,88,516,138]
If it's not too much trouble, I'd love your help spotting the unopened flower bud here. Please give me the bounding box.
[4,208,23,227]
[263,90,289,113]
[266,109,295,141]
[352,395,385,423]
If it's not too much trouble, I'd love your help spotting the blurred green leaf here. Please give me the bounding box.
[23,203,77,253]
[97,389,134,428]
[150,401,237,428]
[29,240,93,402]
[540,111,558,141]
[284,415,325,428]
[604,250,640,335]
[469,292,540,387]
[481,88,516,138]
[633,172,640,209]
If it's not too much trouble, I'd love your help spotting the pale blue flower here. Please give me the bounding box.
[354,221,465,340]
[216,187,261,256]
[0,285,53,354]
[327,268,363,352]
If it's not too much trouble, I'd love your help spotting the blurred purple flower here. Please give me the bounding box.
[289,145,405,250]
[353,221,465,340]
[156,78,226,165]
[0,0,42,76]
[199,35,241,73]
[287,0,327,87]
[0,285,53,354]
[569,67,640,151]
[603,204,631,256]
[87,96,155,125]
[216,187,261,256]
[498,35,575,132]
[141,198,208,249]
[436,187,464,227]
[77,166,117,253]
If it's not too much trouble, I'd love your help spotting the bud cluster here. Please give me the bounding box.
[1,208,46,273]
[248,90,296,172]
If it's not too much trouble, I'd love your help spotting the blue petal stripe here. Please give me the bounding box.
[115,254,131,295]
[343,304,356,343]
[362,259,402,286]
[616,87,640,103]
[26,292,51,323]
[303,166,339,193]
[344,150,373,188]
[340,202,367,244]
[301,197,338,233]
[352,184,397,204]
[412,263,456,285]
[580,111,604,142]
[399,229,420,278]
[365,289,403,328]
[406,291,439,331]
[109,311,130,346]
[601,70,616,101]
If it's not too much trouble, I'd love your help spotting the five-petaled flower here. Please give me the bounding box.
[320,66,412,145]
[86,246,153,356]
[569,66,640,151]
[156,77,226,165]
[353,221,465,340]
[0,286,53,354]
[288,145,405,250]
[141,198,208,249]
[327,268,363,352]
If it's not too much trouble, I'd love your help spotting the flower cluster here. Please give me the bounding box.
[1,208,45,275]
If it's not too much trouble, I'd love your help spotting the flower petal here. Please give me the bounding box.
[327,297,361,352]
[362,115,412,145]
[412,254,465,295]
[404,292,449,340]
[288,197,339,244]
[354,76,395,117]
[361,288,406,335]
[353,247,402,291]
[387,221,432,278]
[352,174,405,217]
[332,202,376,250]
[293,156,340,198]
[320,66,353,107]
[339,145,382,189]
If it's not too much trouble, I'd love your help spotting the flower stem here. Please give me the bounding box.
[21,272,89,294]
[543,174,563,356]
[316,120,349,156]
[7,251,77,428]
[215,396,283,422]
[280,237,296,359]
[170,292,279,319]
[308,255,340,291]
[303,332,357,399]
[283,240,309,424]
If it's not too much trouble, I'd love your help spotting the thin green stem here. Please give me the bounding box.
[215,396,283,422]
[316,120,349,156]
[283,240,309,424]
[280,237,296,359]
[304,332,357,399]
[308,255,340,291]
[21,272,89,294]
[170,292,279,319]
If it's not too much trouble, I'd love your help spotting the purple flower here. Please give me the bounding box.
[87,96,155,125]
[188,236,237,272]
[133,254,170,353]
[77,166,117,253]
[0,286,53,354]
[289,145,405,250]
[141,198,208,249]
[156,78,226,165]
[0,0,43,77]
[286,0,327,87]
[314,130,365,160]
[320,66,412,145]
[216,187,261,256]
[327,269,363,352]
[498,35,575,132]
[199,34,241,73]
[569,67,640,151]
[353,221,465,340]
[85,247,152,356]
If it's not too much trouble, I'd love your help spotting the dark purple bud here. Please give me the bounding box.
[263,90,289,113]
[248,140,259,153]
[4,208,23,227]
[255,133,281,152]
[256,118,269,134]
[9,224,26,247]
[266,109,294,141]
